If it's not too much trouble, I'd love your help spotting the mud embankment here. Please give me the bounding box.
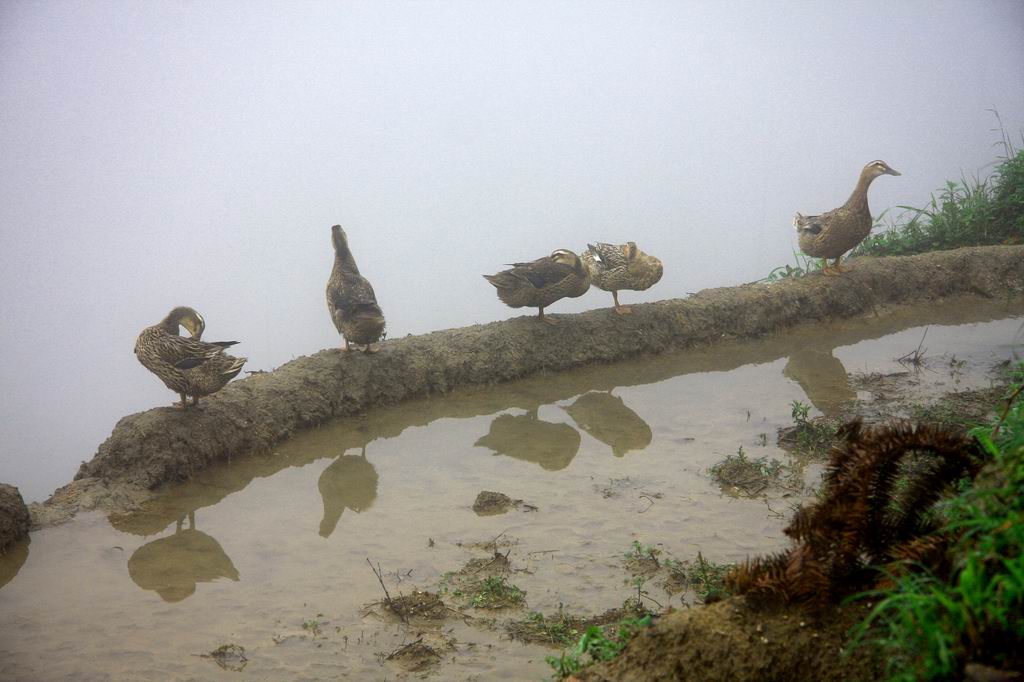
[56,246,1023,509]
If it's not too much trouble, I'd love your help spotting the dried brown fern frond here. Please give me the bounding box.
[727,419,979,611]
[725,551,791,603]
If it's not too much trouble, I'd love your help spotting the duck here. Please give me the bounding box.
[134,306,247,408]
[326,225,386,353]
[483,248,591,324]
[794,160,901,275]
[581,241,663,314]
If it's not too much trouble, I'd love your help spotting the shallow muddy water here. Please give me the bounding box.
[2,298,1022,681]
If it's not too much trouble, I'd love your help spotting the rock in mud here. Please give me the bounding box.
[0,484,30,550]
[472,490,518,515]
[200,643,247,672]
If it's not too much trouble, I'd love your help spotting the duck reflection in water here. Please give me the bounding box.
[563,391,652,457]
[127,512,239,602]
[318,445,379,538]
[782,347,857,417]
[474,409,581,471]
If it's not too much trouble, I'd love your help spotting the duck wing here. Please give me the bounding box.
[330,273,379,308]
[506,257,576,289]
[170,336,241,368]
[793,211,826,235]
[586,242,629,271]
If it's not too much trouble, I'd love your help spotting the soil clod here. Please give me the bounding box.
[197,644,247,672]
[384,638,443,672]
[472,490,519,515]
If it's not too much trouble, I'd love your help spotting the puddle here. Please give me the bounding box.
[1,297,1021,680]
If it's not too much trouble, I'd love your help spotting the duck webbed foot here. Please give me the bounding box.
[362,344,380,354]
[831,258,849,272]
[612,291,633,314]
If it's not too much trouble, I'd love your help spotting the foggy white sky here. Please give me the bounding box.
[2,0,1023,501]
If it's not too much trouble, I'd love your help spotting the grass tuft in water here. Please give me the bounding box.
[709,445,788,496]
[509,609,580,646]
[778,399,840,455]
[664,552,734,603]
[462,575,526,609]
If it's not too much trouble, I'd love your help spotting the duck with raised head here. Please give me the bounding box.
[483,248,591,324]
[134,306,247,408]
[794,160,901,275]
[581,241,663,314]
[326,224,386,353]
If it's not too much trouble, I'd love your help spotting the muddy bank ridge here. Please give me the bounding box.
[73,246,1024,493]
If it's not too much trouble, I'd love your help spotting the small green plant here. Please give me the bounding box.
[665,552,734,603]
[546,615,654,679]
[709,446,788,496]
[465,576,526,609]
[763,249,822,282]
[791,399,811,424]
[624,540,658,561]
[513,609,579,646]
[301,617,323,638]
[782,399,839,454]
[622,575,659,612]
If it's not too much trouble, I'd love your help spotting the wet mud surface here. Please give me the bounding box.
[1,264,1022,680]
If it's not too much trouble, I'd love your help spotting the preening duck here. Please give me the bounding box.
[134,306,246,408]
[581,241,663,314]
[483,249,591,324]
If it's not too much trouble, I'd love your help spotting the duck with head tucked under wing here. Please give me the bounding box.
[581,241,663,314]
[483,248,591,324]
[326,224,386,353]
[134,306,247,408]
[794,160,901,275]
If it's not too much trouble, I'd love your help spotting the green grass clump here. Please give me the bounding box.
[851,377,1024,680]
[464,575,526,609]
[709,445,791,496]
[624,540,659,562]
[853,138,1024,258]
[546,615,653,679]
[763,249,822,281]
[664,552,734,603]
[510,609,580,646]
[301,616,324,638]
[783,399,840,454]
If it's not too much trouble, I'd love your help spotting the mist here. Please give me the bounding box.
[2,0,1023,501]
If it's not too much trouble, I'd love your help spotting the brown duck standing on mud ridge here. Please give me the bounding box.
[134,306,247,408]
[326,224,386,353]
[794,160,901,275]
[581,241,663,314]
[483,248,592,324]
